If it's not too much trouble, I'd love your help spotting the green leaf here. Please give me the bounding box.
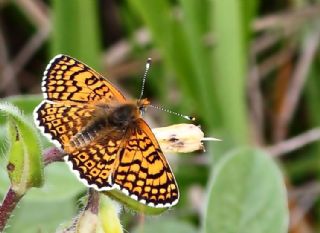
[6,121,25,186]
[132,217,197,233]
[0,162,85,202]
[3,95,42,115]
[5,196,77,233]
[0,163,85,233]
[105,189,168,215]
[0,95,52,152]
[204,148,289,233]
[0,103,44,195]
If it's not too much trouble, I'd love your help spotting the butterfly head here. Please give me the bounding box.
[137,98,150,116]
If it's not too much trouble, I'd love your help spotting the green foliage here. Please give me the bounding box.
[211,0,252,144]
[0,95,41,125]
[132,217,197,233]
[106,189,168,215]
[51,0,102,70]
[204,148,288,233]
[5,195,77,233]
[0,103,43,194]
[127,0,220,128]
[305,56,320,175]
[0,163,85,233]
[127,0,259,146]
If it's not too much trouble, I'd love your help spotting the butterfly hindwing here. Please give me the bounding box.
[59,116,180,207]
[113,118,179,207]
[64,136,121,190]
[42,54,126,103]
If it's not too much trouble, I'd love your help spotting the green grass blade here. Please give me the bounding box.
[128,0,220,126]
[305,57,320,177]
[132,217,197,233]
[210,0,252,144]
[51,0,102,69]
[178,0,221,127]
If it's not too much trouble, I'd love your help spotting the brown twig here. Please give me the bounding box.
[102,28,150,68]
[289,182,320,231]
[248,52,265,145]
[267,128,320,156]
[0,20,18,95]
[13,0,49,28]
[0,188,23,232]
[102,4,320,75]
[0,0,50,96]
[105,50,160,79]
[253,4,320,32]
[252,31,289,55]
[258,43,295,79]
[12,27,50,73]
[274,31,320,141]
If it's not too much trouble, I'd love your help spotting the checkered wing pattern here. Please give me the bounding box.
[34,101,96,149]
[64,137,122,190]
[112,118,179,207]
[41,54,126,103]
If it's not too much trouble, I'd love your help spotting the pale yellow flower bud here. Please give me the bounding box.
[153,123,220,153]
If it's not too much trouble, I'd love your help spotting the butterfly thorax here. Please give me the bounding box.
[107,103,140,128]
[69,99,150,149]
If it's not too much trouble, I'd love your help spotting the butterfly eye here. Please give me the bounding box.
[139,106,146,116]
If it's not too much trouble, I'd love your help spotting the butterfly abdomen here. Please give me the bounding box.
[69,103,139,148]
[70,117,107,147]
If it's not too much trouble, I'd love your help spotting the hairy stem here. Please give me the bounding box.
[86,189,100,214]
[0,187,23,232]
[43,147,65,166]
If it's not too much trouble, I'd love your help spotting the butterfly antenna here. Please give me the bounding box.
[139,58,152,101]
[149,104,195,121]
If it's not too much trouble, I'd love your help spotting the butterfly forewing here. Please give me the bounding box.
[42,54,126,103]
[34,54,179,208]
[113,119,179,207]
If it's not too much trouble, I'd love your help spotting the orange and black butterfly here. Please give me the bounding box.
[33,54,179,208]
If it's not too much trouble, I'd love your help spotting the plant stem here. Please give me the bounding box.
[43,147,65,166]
[0,187,23,232]
[86,189,100,214]
[267,128,320,157]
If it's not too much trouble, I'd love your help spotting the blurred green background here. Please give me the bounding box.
[1,0,320,232]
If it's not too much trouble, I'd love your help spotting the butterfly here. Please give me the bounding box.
[33,54,179,208]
